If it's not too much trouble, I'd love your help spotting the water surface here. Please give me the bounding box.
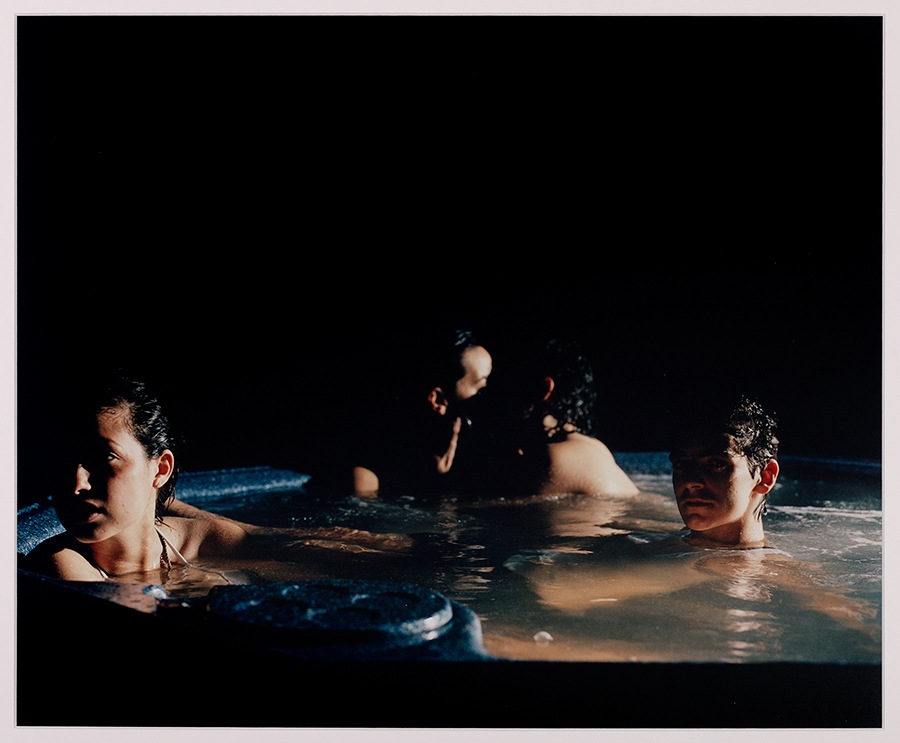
[176,459,882,663]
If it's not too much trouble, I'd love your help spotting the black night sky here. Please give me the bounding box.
[17,16,883,505]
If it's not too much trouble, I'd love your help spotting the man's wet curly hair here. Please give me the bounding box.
[676,393,779,475]
[721,396,780,475]
[538,338,599,436]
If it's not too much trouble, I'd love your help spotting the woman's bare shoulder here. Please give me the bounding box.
[21,533,76,564]
[159,515,249,560]
[20,534,101,580]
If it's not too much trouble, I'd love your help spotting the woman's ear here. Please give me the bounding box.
[542,377,555,401]
[153,449,175,489]
[428,387,449,415]
[754,459,780,494]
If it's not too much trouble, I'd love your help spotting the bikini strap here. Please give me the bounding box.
[155,525,190,567]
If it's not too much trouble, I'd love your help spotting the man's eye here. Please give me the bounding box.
[706,460,728,472]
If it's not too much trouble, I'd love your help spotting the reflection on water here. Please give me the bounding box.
[164,469,882,663]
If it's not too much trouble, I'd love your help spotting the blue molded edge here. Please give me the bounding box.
[177,466,311,502]
[615,452,672,474]
[777,455,882,477]
[615,452,882,477]
[16,500,65,554]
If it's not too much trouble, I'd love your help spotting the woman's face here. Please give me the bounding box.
[56,407,162,544]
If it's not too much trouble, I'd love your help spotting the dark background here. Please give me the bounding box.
[17,16,883,506]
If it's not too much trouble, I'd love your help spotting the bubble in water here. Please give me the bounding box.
[533,631,553,645]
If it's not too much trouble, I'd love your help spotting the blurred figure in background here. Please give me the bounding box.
[350,329,493,498]
[489,337,638,497]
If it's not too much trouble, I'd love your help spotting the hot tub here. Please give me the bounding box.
[17,458,882,727]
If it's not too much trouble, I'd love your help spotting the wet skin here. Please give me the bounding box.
[454,345,492,401]
[668,431,777,547]
[56,409,168,548]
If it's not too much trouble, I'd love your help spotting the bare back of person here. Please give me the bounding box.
[538,430,639,497]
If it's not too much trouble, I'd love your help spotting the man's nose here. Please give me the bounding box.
[679,464,705,487]
[74,464,91,494]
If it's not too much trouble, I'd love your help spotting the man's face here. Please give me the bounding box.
[443,345,492,424]
[454,346,492,401]
[668,430,766,540]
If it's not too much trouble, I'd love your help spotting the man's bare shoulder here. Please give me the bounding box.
[548,432,616,462]
[545,433,638,495]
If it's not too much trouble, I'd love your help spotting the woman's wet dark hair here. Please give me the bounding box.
[83,372,181,518]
